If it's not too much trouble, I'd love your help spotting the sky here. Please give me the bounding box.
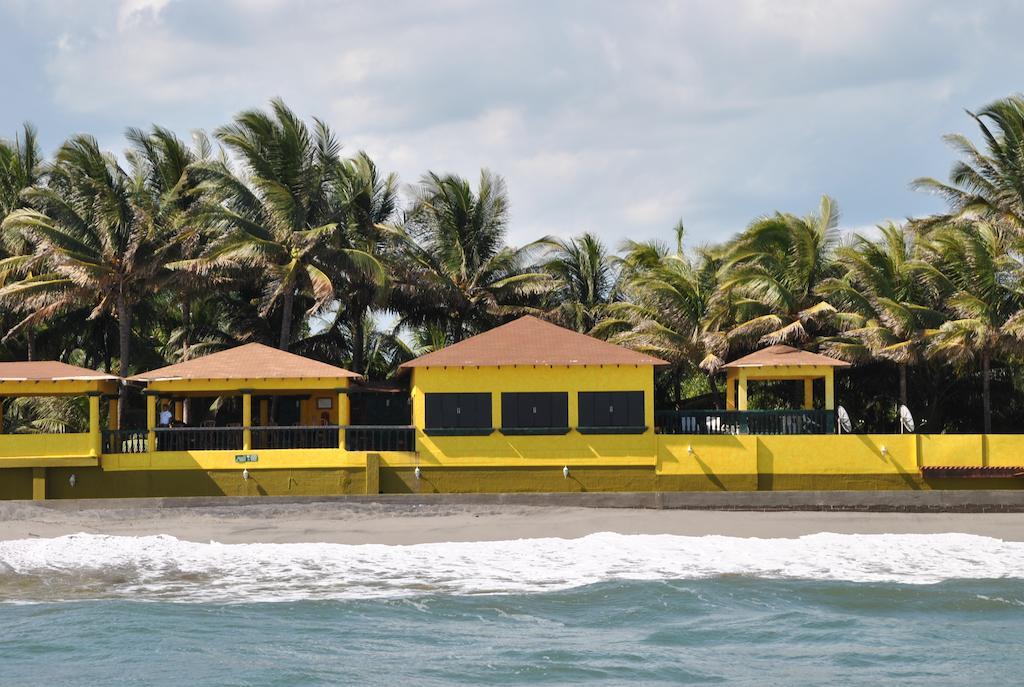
[1,0,1022,249]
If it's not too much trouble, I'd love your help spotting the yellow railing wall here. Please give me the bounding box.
[0,433,99,467]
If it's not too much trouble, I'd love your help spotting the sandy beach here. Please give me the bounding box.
[1,500,1022,544]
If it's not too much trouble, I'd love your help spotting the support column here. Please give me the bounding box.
[259,399,269,427]
[32,467,45,500]
[824,372,835,410]
[108,398,119,431]
[365,453,380,494]
[173,399,183,423]
[146,393,157,454]
[338,389,350,451]
[737,371,749,411]
[725,374,736,410]
[242,392,253,452]
[803,378,814,410]
[88,392,101,457]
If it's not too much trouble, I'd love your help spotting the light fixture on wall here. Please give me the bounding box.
[414,466,422,480]
[687,444,694,455]
[242,468,250,480]
[880,446,888,456]
[563,466,570,479]
[69,474,76,488]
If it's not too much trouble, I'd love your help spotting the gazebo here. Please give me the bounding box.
[126,343,361,454]
[659,345,850,435]
[0,361,119,499]
[723,344,850,413]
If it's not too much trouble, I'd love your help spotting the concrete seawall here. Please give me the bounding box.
[15,490,1024,513]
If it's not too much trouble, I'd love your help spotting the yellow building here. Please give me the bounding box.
[394,315,669,492]
[116,342,364,466]
[2,327,1024,500]
[0,361,119,499]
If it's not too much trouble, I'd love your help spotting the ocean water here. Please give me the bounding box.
[1,532,1023,685]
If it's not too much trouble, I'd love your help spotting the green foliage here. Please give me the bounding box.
[6,95,1024,434]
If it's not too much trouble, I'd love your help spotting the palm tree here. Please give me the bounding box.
[913,95,1024,233]
[0,124,43,231]
[541,232,616,333]
[294,312,413,379]
[0,135,173,424]
[0,123,45,359]
[718,195,841,348]
[596,223,723,405]
[392,170,547,342]
[328,151,401,373]
[185,99,382,350]
[126,125,210,364]
[818,222,945,406]
[913,221,1024,432]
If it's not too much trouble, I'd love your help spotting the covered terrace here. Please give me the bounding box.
[657,345,850,435]
[122,343,369,454]
[0,361,119,476]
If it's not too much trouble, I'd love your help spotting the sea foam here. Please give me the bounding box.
[1,532,1022,603]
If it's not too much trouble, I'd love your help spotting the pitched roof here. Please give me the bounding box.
[130,343,360,381]
[722,344,850,369]
[0,361,119,382]
[400,316,668,368]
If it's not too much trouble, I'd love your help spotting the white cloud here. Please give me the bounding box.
[4,0,1024,249]
[117,0,171,30]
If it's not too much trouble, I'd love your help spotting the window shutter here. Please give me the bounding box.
[578,392,594,427]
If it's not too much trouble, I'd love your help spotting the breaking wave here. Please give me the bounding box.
[1,532,1022,603]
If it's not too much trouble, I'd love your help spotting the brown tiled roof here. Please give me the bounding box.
[400,316,669,368]
[722,345,850,369]
[0,361,119,381]
[131,343,360,381]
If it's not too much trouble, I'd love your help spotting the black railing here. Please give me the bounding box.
[251,425,340,450]
[345,425,416,452]
[155,427,243,451]
[656,409,834,435]
[102,429,148,454]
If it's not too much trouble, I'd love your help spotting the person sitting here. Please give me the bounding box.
[159,406,173,427]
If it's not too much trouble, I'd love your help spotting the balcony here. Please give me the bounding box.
[252,426,339,450]
[102,424,417,454]
[656,409,835,435]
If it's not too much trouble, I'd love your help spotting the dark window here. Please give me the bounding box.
[577,391,645,433]
[424,393,492,431]
[501,392,569,433]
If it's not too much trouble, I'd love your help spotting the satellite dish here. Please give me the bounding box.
[899,405,915,434]
[837,406,852,434]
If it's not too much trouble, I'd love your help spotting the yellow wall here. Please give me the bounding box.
[410,364,657,468]
[919,434,983,467]
[657,435,758,490]
[0,434,98,464]
[7,432,1024,499]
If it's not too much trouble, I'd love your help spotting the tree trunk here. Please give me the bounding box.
[708,373,721,410]
[982,350,992,434]
[25,329,34,362]
[278,289,294,350]
[181,298,191,425]
[117,292,132,430]
[353,316,366,374]
[899,363,908,408]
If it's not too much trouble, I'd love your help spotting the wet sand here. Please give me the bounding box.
[0,500,1022,544]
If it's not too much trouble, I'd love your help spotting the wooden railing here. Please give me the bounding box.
[101,424,418,454]
[251,425,340,450]
[102,429,148,454]
[656,409,835,435]
[155,427,243,451]
[345,425,416,452]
